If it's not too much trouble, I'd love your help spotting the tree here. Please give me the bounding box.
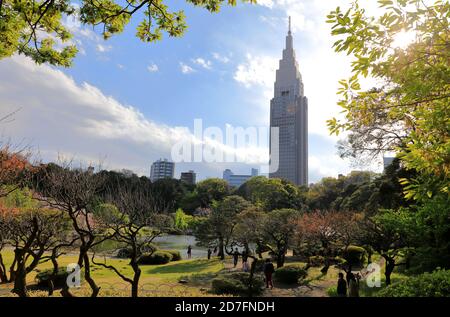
[32,163,109,297]
[193,195,250,259]
[358,209,415,285]
[236,176,306,211]
[0,208,71,297]
[0,144,31,198]
[0,0,255,66]
[92,186,172,297]
[297,210,360,274]
[151,178,188,212]
[174,208,193,232]
[260,208,299,268]
[195,178,230,208]
[326,0,449,198]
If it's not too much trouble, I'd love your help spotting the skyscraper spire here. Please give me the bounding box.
[288,16,291,34]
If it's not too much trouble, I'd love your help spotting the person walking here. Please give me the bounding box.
[233,248,239,268]
[263,259,275,289]
[242,251,249,272]
[337,272,347,297]
[348,273,360,297]
[187,245,192,259]
[207,248,212,260]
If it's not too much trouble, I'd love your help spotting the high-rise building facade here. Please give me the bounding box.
[180,170,196,185]
[269,18,308,186]
[150,158,174,182]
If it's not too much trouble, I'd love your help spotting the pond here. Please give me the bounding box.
[152,235,208,259]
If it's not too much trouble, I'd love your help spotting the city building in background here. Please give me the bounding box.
[150,158,174,182]
[269,17,308,186]
[223,168,259,188]
[180,170,196,185]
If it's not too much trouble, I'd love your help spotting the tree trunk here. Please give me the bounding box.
[131,261,141,298]
[48,249,59,296]
[247,257,258,297]
[83,253,100,297]
[12,250,27,297]
[9,257,17,283]
[0,253,7,283]
[218,238,225,260]
[384,258,395,286]
[276,254,284,268]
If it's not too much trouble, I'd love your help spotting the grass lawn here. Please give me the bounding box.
[0,249,225,297]
[0,249,410,297]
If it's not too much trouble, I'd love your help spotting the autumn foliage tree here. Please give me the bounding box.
[297,210,360,273]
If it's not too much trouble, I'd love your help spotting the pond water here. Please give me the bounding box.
[152,235,208,259]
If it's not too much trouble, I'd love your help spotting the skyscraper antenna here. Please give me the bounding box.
[289,16,291,33]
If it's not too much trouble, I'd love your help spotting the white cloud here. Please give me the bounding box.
[192,58,212,70]
[0,56,272,179]
[147,63,159,72]
[117,64,125,70]
[179,62,195,74]
[96,44,112,53]
[234,53,277,89]
[212,52,231,64]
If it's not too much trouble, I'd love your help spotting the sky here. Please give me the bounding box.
[0,0,388,183]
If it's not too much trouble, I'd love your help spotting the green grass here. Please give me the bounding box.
[0,249,225,297]
[0,249,413,297]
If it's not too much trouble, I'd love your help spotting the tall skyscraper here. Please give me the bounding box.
[150,158,175,182]
[269,17,308,186]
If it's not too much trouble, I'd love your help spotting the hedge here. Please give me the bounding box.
[274,265,308,284]
[166,250,182,261]
[377,269,450,297]
[138,251,173,265]
[35,268,84,288]
[342,245,366,266]
[211,272,264,296]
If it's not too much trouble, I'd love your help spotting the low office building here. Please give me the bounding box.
[150,159,174,182]
[180,170,196,185]
[223,168,259,188]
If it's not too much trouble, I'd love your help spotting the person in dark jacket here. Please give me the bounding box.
[337,272,347,297]
[187,245,192,259]
[263,259,275,289]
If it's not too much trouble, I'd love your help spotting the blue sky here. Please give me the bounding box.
[0,0,386,182]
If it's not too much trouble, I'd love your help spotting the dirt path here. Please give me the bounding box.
[223,258,334,297]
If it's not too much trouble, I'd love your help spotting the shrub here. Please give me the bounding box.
[309,255,325,267]
[116,243,158,259]
[166,250,182,261]
[342,245,366,266]
[274,265,307,284]
[377,269,450,297]
[116,247,132,259]
[35,268,84,288]
[211,272,264,296]
[138,251,173,265]
[326,285,338,297]
[141,242,158,254]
